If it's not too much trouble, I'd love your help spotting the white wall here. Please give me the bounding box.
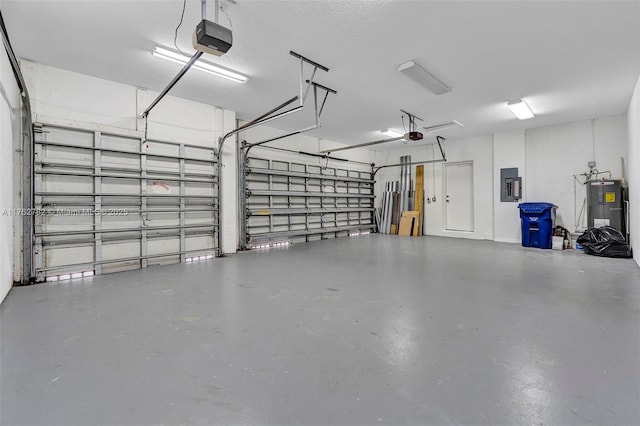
[627,74,640,266]
[371,116,627,244]
[493,129,526,243]
[12,62,636,270]
[0,47,21,303]
[525,116,627,231]
[21,61,237,255]
[375,135,495,240]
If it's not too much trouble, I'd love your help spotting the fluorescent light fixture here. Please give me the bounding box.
[398,60,451,95]
[153,46,248,84]
[381,129,403,138]
[421,120,463,133]
[507,99,534,120]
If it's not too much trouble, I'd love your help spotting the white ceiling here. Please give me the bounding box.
[3,0,640,150]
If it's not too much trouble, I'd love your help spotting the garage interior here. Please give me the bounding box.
[1,1,639,425]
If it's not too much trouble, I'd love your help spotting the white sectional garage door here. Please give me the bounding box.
[239,146,375,249]
[33,123,218,282]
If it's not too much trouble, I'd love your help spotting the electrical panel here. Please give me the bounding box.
[587,180,624,233]
[500,167,521,202]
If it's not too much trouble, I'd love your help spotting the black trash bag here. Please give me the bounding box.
[576,226,632,258]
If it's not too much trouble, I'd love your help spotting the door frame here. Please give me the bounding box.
[444,160,474,232]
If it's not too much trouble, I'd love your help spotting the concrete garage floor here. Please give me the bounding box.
[1,235,639,425]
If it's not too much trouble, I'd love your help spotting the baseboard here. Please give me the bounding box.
[494,238,521,244]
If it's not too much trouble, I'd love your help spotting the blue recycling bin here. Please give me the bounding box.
[518,203,557,249]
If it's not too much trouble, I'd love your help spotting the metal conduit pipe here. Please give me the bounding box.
[373,158,446,177]
[246,144,372,167]
[243,124,318,155]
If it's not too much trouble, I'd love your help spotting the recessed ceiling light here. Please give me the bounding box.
[153,46,248,84]
[381,129,403,138]
[398,60,451,95]
[507,99,534,120]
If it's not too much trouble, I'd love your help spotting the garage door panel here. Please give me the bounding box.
[103,178,139,194]
[185,211,214,223]
[185,160,215,175]
[146,142,179,158]
[241,150,375,249]
[45,128,93,145]
[148,237,180,256]
[102,152,140,168]
[147,255,181,267]
[146,213,179,229]
[44,213,94,230]
[185,235,214,251]
[249,181,269,191]
[272,182,288,191]
[44,175,93,193]
[102,241,140,260]
[184,182,215,196]
[102,134,138,150]
[290,182,305,191]
[34,123,219,282]
[45,246,94,268]
[147,157,179,173]
[44,145,94,163]
[101,262,141,275]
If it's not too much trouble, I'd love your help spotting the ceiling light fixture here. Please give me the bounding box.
[381,129,404,138]
[398,60,451,95]
[153,46,248,84]
[422,120,463,133]
[507,99,534,120]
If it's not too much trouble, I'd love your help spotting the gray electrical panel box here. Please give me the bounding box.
[587,179,624,233]
[500,167,521,202]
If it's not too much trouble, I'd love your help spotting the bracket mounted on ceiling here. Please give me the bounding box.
[218,50,334,156]
[216,50,336,256]
[320,110,421,154]
[242,78,337,154]
[142,0,231,120]
[372,136,448,177]
[400,109,423,134]
[320,110,460,154]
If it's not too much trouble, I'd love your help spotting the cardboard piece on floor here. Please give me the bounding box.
[399,211,420,236]
[398,216,414,236]
[390,224,398,235]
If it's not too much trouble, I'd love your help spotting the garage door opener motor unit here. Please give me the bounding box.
[192,19,232,56]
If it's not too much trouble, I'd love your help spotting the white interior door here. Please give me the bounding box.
[445,162,474,232]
